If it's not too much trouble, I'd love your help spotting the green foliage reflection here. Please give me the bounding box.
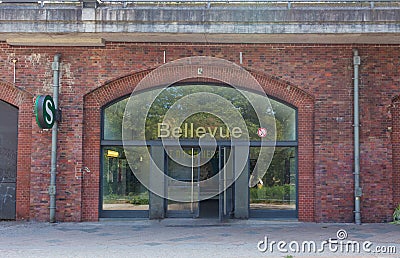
[103,84,296,141]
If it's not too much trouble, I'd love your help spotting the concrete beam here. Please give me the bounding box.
[3,32,400,45]
[1,4,400,44]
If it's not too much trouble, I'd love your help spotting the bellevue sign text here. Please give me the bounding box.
[157,122,243,139]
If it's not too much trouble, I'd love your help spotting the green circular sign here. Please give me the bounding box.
[35,95,56,129]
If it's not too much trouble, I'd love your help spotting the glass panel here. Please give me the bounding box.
[0,100,18,183]
[219,146,234,220]
[249,147,296,210]
[102,146,149,211]
[166,146,220,217]
[103,84,297,142]
[167,147,199,215]
[271,100,296,141]
[145,85,269,141]
[103,98,128,140]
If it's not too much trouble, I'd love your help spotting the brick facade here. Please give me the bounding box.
[0,43,398,222]
[0,81,32,220]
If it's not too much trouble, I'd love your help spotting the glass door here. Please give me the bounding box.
[219,146,234,221]
[249,146,297,218]
[166,147,200,218]
[100,146,150,218]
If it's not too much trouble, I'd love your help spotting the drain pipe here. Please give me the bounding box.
[50,53,61,223]
[353,49,362,225]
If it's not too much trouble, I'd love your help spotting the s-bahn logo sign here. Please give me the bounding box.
[35,95,56,129]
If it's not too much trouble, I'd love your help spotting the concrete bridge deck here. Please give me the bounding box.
[1,1,400,45]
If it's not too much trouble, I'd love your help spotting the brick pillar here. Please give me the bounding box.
[15,100,32,220]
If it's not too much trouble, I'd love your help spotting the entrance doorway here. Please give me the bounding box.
[0,100,18,220]
[165,145,233,219]
[100,83,298,220]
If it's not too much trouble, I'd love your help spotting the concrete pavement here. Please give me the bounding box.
[0,219,399,258]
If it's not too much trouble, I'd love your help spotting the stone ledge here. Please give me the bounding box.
[6,36,105,46]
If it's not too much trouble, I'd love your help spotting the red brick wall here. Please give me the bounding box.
[0,42,398,222]
[251,71,315,221]
[83,71,149,221]
[357,47,398,223]
[0,81,32,220]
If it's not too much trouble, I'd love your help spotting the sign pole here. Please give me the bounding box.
[49,54,61,223]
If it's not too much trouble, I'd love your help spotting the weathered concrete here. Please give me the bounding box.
[0,220,399,257]
[1,2,400,44]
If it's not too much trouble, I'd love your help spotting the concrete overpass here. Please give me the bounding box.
[1,0,400,46]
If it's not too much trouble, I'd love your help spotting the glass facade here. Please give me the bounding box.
[101,146,150,212]
[103,85,296,141]
[249,147,296,211]
[101,84,297,218]
[166,147,200,216]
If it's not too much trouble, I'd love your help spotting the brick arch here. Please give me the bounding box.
[82,65,315,222]
[0,81,32,220]
[250,70,315,222]
[391,96,400,210]
[82,70,152,221]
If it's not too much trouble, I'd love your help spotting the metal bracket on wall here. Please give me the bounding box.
[55,108,62,123]
[48,185,56,195]
[75,166,90,179]
[355,187,363,197]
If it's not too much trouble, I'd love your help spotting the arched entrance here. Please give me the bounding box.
[0,81,31,221]
[83,59,314,222]
[0,100,18,220]
[99,83,298,219]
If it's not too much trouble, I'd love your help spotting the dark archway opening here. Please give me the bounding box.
[0,100,18,220]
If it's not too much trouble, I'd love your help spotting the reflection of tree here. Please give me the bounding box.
[103,85,296,141]
[260,147,295,187]
[104,99,127,140]
[103,147,150,198]
[249,147,296,205]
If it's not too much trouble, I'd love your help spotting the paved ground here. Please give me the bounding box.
[0,219,399,258]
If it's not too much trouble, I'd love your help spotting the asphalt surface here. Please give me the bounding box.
[0,219,399,258]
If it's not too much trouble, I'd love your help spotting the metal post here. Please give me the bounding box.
[191,148,194,213]
[49,53,61,223]
[223,147,227,215]
[353,49,362,225]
